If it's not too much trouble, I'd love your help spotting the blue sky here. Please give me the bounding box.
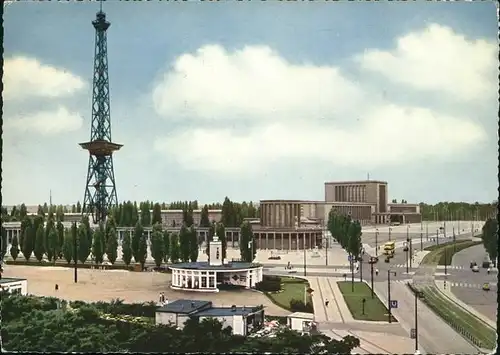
[3,1,498,206]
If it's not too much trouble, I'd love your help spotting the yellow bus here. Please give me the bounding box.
[383,241,396,256]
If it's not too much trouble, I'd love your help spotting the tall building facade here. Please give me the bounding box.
[324,180,388,224]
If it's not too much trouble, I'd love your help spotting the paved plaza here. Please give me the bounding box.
[2,265,290,316]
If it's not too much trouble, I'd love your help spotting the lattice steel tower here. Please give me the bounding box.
[80,7,122,224]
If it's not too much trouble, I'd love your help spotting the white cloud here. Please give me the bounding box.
[155,104,486,174]
[356,24,497,101]
[5,107,84,135]
[152,30,490,175]
[153,44,362,122]
[3,56,86,100]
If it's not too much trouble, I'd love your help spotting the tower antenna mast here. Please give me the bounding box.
[79,5,122,224]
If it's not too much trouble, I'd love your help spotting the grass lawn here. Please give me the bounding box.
[337,281,396,322]
[422,240,482,266]
[265,276,312,312]
[411,285,496,349]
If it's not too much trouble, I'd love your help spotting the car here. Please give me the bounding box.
[482,260,491,268]
[384,257,390,263]
[368,256,379,264]
[482,283,490,291]
[403,246,409,252]
[470,261,477,269]
[472,265,479,272]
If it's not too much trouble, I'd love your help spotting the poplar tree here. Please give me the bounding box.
[34,224,45,262]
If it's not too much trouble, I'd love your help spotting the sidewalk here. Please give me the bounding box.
[434,280,496,329]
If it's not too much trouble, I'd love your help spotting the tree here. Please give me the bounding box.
[347,220,362,289]
[105,227,118,264]
[151,229,165,267]
[105,216,117,245]
[56,205,65,222]
[10,234,20,261]
[152,203,163,226]
[183,209,194,227]
[137,231,148,270]
[92,224,105,264]
[222,197,236,227]
[0,226,7,261]
[19,203,27,220]
[76,201,82,213]
[170,233,180,263]
[140,202,151,227]
[481,218,498,266]
[47,227,59,262]
[189,226,199,262]
[163,230,171,263]
[45,213,56,261]
[239,222,256,262]
[77,224,91,264]
[199,205,210,227]
[21,219,34,261]
[62,229,73,264]
[179,225,191,262]
[56,221,64,258]
[132,221,144,262]
[71,222,78,262]
[122,232,133,266]
[34,224,45,262]
[217,223,227,260]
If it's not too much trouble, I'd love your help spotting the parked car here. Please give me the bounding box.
[482,260,491,269]
[470,261,477,269]
[384,257,390,263]
[482,283,490,291]
[368,256,379,264]
[472,265,479,272]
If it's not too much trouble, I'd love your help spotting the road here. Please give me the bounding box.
[448,244,497,322]
[372,280,479,354]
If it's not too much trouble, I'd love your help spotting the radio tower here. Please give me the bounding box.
[80,3,122,224]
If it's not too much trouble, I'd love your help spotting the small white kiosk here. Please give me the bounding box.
[169,233,264,293]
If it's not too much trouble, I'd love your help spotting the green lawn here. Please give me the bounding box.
[422,240,482,266]
[409,284,496,349]
[265,277,312,311]
[337,281,396,322]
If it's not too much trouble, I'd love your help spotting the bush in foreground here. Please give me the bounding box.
[1,292,359,353]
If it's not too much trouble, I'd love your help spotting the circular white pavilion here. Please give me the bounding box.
[169,234,263,293]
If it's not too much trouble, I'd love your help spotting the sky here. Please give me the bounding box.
[2,1,498,206]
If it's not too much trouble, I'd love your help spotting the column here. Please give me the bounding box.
[246,270,251,288]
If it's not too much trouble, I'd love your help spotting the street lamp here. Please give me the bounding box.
[436,229,439,246]
[404,241,409,274]
[388,227,392,241]
[324,223,329,266]
[303,235,307,277]
[444,246,448,275]
[412,286,424,353]
[370,259,375,299]
[375,228,379,256]
[359,248,365,283]
[387,270,397,323]
[407,225,412,270]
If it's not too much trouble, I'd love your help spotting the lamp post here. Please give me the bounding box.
[388,227,392,241]
[303,235,307,277]
[375,228,379,256]
[325,223,328,266]
[413,287,424,353]
[452,226,456,253]
[405,241,409,274]
[407,225,412,270]
[359,248,365,283]
[387,270,397,323]
[370,260,374,298]
[426,222,428,241]
[436,229,439,246]
[74,224,78,283]
[420,230,423,251]
[444,246,448,275]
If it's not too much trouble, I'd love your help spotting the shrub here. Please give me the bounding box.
[289,299,314,313]
[256,275,282,292]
